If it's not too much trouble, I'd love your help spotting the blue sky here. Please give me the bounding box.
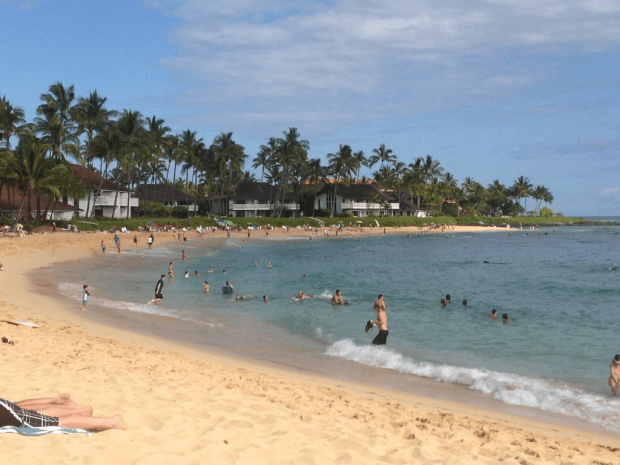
[3,0,620,216]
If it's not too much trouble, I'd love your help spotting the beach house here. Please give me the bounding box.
[63,164,139,219]
[209,181,301,218]
[134,184,200,216]
[314,182,400,217]
[0,185,76,221]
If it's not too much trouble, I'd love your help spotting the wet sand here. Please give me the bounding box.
[1,227,618,464]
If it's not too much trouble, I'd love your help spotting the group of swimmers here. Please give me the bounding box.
[440,294,512,322]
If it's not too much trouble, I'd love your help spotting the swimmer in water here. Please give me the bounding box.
[489,309,498,319]
[235,294,252,301]
[502,313,512,323]
[208,267,213,273]
[331,289,345,305]
[168,262,174,278]
[445,294,451,303]
[182,250,186,261]
[293,291,312,301]
[440,299,446,308]
[184,271,189,278]
[302,274,306,278]
[267,262,272,268]
[462,299,467,307]
[254,262,258,267]
[194,270,200,276]
[222,270,226,274]
[263,295,269,302]
[203,281,210,293]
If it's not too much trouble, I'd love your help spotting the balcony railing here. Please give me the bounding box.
[231,203,299,211]
[94,195,139,207]
[341,202,399,210]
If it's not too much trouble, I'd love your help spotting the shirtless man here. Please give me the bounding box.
[203,281,210,293]
[293,291,312,301]
[168,262,175,278]
[489,309,498,319]
[365,294,388,345]
[331,290,345,305]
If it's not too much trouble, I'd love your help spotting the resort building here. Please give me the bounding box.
[209,181,301,218]
[0,185,76,221]
[314,183,399,217]
[134,184,200,215]
[63,165,139,219]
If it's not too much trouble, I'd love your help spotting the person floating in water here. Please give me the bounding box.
[489,309,498,319]
[502,313,512,323]
[365,294,388,345]
[235,294,252,301]
[445,294,451,303]
[609,354,620,397]
[293,291,311,301]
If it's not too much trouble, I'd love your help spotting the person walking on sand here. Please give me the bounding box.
[81,285,90,310]
[609,354,620,396]
[148,234,153,249]
[133,234,138,246]
[151,274,166,303]
[100,240,106,255]
[365,294,388,345]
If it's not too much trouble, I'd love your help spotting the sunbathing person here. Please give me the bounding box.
[0,393,124,432]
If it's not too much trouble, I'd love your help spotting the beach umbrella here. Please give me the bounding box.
[226,220,234,226]
[375,219,380,227]
[355,221,363,223]
[147,221,153,226]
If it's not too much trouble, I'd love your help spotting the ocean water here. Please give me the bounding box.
[53,225,620,433]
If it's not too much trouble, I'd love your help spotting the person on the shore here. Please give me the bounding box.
[0,394,124,432]
[151,274,165,303]
[203,281,210,293]
[609,355,620,396]
[81,285,90,310]
[168,262,174,278]
[100,240,106,255]
[114,234,121,254]
[293,291,311,301]
[489,309,498,319]
[502,313,512,323]
[148,234,153,249]
[332,290,345,305]
[445,294,451,304]
[366,294,388,345]
[181,250,186,261]
[133,234,137,246]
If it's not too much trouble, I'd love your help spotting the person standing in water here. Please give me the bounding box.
[609,354,620,396]
[151,275,165,303]
[81,285,90,310]
[365,294,388,345]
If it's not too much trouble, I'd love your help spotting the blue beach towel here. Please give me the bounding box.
[0,426,91,436]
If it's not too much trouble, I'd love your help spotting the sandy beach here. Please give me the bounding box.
[1,226,619,464]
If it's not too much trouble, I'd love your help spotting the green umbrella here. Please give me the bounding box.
[226,220,234,226]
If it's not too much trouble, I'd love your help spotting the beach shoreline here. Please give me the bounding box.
[2,227,619,463]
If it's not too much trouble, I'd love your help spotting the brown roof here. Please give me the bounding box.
[71,164,127,191]
[0,185,76,212]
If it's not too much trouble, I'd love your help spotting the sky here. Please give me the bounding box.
[3,0,620,216]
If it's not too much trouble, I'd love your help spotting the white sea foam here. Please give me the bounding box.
[325,339,620,433]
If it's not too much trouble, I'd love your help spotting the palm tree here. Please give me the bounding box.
[513,176,533,214]
[211,131,246,202]
[0,96,27,149]
[420,155,444,184]
[34,113,80,161]
[327,144,355,217]
[272,128,309,217]
[252,138,276,182]
[368,144,396,171]
[352,150,366,181]
[179,130,202,218]
[532,185,553,214]
[74,91,116,216]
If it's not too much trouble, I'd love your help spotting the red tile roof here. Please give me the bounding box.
[0,185,76,212]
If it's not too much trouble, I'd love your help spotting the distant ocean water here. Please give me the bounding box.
[54,225,620,433]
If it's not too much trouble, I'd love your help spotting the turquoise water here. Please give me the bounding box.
[56,225,620,432]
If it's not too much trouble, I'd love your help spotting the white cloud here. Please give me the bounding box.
[145,0,620,135]
[1,0,47,10]
[600,187,620,202]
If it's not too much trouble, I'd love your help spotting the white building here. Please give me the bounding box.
[314,183,399,217]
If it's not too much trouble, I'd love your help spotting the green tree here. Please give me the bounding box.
[0,96,27,149]
[327,144,355,217]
